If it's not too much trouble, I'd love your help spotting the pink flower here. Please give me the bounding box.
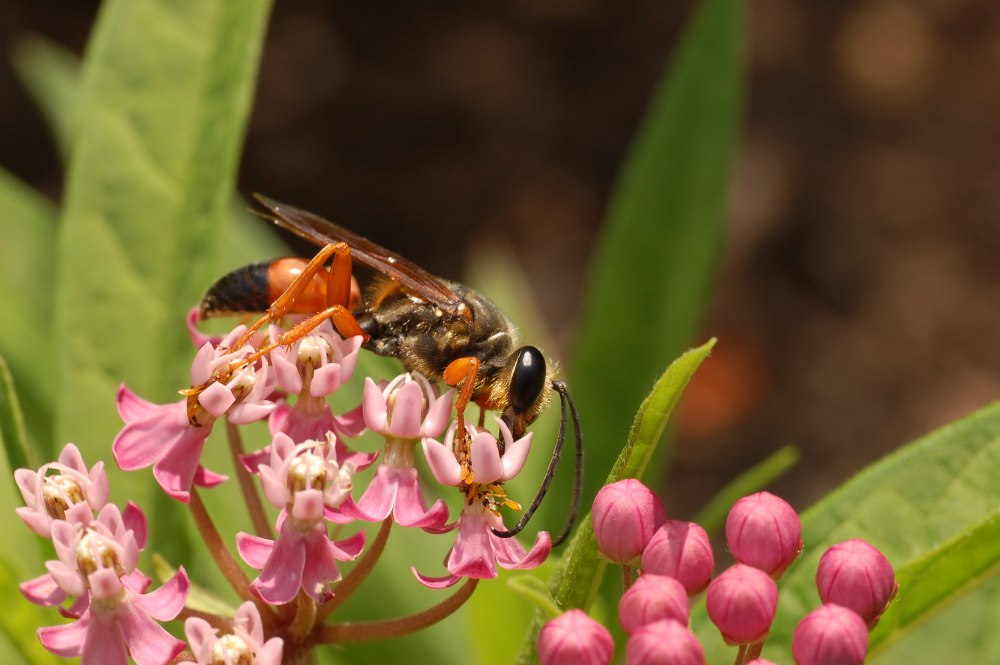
[268,400,377,471]
[627,620,705,665]
[363,374,452,439]
[112,387,227,503]
[38,568,189,665]
[414,423,549,587]
[618,574,689,635]
[538,609,614,665]
[238,433,365,604]
[184,601,282,665]
[816,539,897,627]
[592,479,666,565]
[706,564,778,646]
[641,520,714,595]
[34,505,188,664]
[15,443,109,536]
[792,604,869,665]
[268,322,361,398]
[237,524,364,605]
[725,492,802,578]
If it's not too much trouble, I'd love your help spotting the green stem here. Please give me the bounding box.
[316,518,393,622]
[289,590,318,640]
[311,579,478,644]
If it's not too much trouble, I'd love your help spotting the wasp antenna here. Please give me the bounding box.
[491,380,583,546]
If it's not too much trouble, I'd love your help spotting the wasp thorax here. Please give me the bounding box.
[76,529,123,578]
[287,451,327,493]
[42,474,86,520]
[211,634,254,665]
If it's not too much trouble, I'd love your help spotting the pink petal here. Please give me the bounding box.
[349,465,400,521]
[388,380,424,438]
[122,501,148,550]
[234,600,265,646]
[447,513,499,580]
[501,431,533,480]
[237,533,276,570]
[257,638,284,665]
[130,568,189,621]
[190,342,216,386]
[411,569,462,589]
[193,465,228,488]
[331,530,366,559]
[186,307,221,348]
[47,560,85,598]
[199,381,236,417]
[57,443,86,471]
[421,390,454,438]
[116,602,187,665]
[15,506,51,537]
[362,378,389,433]
[292,489,325,522]
[272,350,303,394]
[115,384,158,422]
[39,614,90,657]
[496,530,552,570]
[310,363,342,397]
[422,438,463,487]
[183,617,216,657]
[332,401,367,438]
[300,535,343,603]
[20,573,68,607]
[391,466,450,529]
[151,434,210,503]
[252,527,306,605]
[470,431,503,484]
[227,399,276,426]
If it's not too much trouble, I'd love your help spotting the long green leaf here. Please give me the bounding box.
[52,0,273,453]
[568,0,743,508]
[693,399,1000,664]
[0,168,56,453]
[0,357,36,475]
[515,339,715,663]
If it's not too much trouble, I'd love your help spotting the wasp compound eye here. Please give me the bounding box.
[509,346,546,412]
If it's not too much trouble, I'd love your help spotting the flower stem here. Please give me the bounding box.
[188,488,276,627]
[316,518,393,622]
[177,607,229,632]
[311,579,479,644]
[735,643,749,665]
[622,564,634,591]
[225,421,274,539]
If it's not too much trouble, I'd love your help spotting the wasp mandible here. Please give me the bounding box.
[196,195,583,544]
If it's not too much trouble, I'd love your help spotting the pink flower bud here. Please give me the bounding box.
[538,609,614,665]
[792,604,868,665]
[641,520,714,594]
[706,564,778,645]
[619,574,689,635]
[816,539,897,627]
[592,479,666,565]
[745,660,780,665]
[627,620,705,665]
[725,492,802,577]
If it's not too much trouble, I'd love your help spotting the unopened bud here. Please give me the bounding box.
[627,619,705,665]
[792,604,868,665]
[619,574,689,635]
[641,520,714,594]
[592,479,665,565]
[816,539,896,627]
[706,564,778,646]
[538,609,614,665]
[725,492,802,578]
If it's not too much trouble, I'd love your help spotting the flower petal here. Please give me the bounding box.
[116,601,187,665]
[421,390,454,438]
[39,613,90,657]
[422,438,463,487]
[362,378,389,433]
[470,431,503,485]
[388,380,423,438]
[130,567,189,621]
[411,569,462,589]
[237,533,276,570]
[501,431,533,481]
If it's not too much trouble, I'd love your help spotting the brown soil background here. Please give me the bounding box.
[3,0,1000,518]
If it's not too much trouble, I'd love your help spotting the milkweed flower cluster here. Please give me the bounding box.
[538,484,897,665]
[15,312,555,664]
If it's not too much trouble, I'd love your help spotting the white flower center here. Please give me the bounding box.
[211,634,253,665]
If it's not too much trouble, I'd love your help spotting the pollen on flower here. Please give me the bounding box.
[75,529,123,578]
[41,475,86,520]
[213,633,252,664]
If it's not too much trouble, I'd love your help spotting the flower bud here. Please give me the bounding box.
[592,479,665,565]
[627,619,705,665]
[619,574,689,635]
[816,539,896,627]
[538,609,614,665]
[792,604,868,665]
[706,564,778,645]
[725,492,802,577]
[641,520,714,594]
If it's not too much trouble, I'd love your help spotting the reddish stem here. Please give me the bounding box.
[310,579,478,644]
[225,421,273,539]
[316,518,393,622]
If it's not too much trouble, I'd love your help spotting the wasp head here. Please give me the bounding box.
[499,345,552,440]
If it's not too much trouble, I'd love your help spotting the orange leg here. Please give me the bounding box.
[444,356,480,448]
[229,242,351,350]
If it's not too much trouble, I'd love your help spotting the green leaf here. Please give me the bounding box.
[0,356,36,475]
[693,399,1000,664]
[515,339,716,664]
[0,168,56,453]
[52,0,274,454]
[11,34,81,163]
[569,0,743,506]
[693,445,800,536]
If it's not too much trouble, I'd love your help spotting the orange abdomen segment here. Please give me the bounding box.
[267,258,330,313]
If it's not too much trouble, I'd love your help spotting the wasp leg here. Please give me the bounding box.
[443,356,480,446]
[244,305,366,368]
[228,242,351,350]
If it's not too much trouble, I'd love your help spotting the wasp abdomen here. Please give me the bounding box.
[199,261,273,318]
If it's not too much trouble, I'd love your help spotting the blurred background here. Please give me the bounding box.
[2,0,1000,521]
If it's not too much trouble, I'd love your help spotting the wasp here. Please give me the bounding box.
[197,195,583,544]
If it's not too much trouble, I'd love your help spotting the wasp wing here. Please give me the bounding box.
[253,194,465,316]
